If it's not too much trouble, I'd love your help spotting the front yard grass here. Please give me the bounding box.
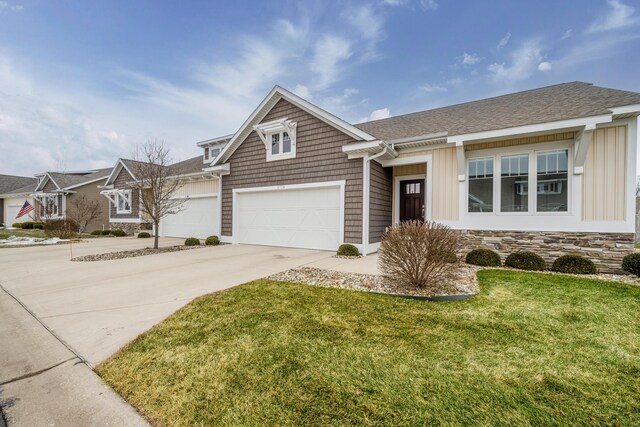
[0,229,47,240]
[98,270,640,426]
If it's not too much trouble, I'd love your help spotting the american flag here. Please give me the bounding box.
[16,201,34,219]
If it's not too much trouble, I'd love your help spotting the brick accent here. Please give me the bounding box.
[221,98,364,244]
[459,230,634,274]
[109,222,148,235]
[369,161,392,244]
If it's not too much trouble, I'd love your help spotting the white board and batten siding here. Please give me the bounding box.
[233,182,344,251]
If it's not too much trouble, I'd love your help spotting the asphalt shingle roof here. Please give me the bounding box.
[46,168,112,190]
[354,82,640,141]
[0,174,37,195]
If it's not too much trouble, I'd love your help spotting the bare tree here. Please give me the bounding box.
[130,140,185,249]
[67,194,101,233]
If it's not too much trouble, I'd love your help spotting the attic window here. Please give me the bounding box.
[253,118,297,162]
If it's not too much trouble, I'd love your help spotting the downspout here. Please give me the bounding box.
[362,146,389,256]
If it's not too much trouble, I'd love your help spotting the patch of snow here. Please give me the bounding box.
[0,235,66,246]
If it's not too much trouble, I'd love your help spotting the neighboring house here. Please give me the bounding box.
[31,169,112,231]
[100,154,226,237]
[196,81,640,272]
[0,174,38,225]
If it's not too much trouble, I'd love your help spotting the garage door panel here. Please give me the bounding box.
[236,185,342,251]
[161,197,218,239]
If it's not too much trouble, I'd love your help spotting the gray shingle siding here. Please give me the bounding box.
[369,161,392,244]
[221,98,364,244]
[110,168,140,219]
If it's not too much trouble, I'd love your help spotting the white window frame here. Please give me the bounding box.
[116,190,132,214]
[44,194,60,217]
[466,141,572,216]
[266,130,295,161]
[253,118,297,162]
[467,157,495,213]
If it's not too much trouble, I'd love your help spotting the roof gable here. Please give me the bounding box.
[36,173,60,192]
[105,159,138,186]
[213,85,377,165]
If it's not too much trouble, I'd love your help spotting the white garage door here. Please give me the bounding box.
[235,184,342,251]
[160,196,218,239]
[6,204,28,224]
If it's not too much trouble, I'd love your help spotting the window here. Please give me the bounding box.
[468,158,493,212]
[500,154,529,212]
[266,130,295,161]
[405,182,421,194]
[43,194,59,217]
[204,147,209,159]
[116,190,132,214]
[210,147,220,159]
[467,146,570,215]
[536,150,568,212]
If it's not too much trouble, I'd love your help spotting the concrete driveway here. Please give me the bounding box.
[0,237,333,425]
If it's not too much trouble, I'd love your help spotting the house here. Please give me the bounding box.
[31,169,112,231]
[195,81,639,273]
[100,151,229,237]
[0,174,38,225]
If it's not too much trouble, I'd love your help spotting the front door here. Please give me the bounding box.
[400,179,424,222]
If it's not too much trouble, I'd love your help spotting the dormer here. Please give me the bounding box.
[197,134,233,164]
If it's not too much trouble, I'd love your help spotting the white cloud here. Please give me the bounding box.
[363,108,391,122]
[461,52,481,65]
[488,39,543,82]
[587,0,638,33]
[419,83,447,93]
[381,0,408,5]
[561,29,573,40]
[538,61,552,72]
[293,84,312,99]
[0,1,22,12]
[420,0,439,11]
[310,35,352,90]
[497,32,511,49]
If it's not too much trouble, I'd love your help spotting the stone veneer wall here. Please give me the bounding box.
[109,222,150,235]
[459,230,634,274]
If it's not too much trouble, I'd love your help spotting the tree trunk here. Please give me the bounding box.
[154,221,159,249]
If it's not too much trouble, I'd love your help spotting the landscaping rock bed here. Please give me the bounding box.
[71,245,205,262]
[268,265,480,297]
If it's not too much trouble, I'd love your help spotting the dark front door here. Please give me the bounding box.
[400,179,425,222]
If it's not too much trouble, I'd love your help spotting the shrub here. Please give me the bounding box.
[33,222,44,230]
[465,248,502,267]
[337,244,359,257]
[505,251,547,271]
[138,232,151,238]
[21,222,34,229]
[379,220,459,289]
[11,222,22,228]
[111,229,127,237]
[622,253,640,276]
[90,230,103,236]
[185,237,200,246]
[44,219,79,239]
[552,255,597,275]
[101,229,112,236]
[205,235,220,246]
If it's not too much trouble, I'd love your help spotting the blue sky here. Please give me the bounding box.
[0,0,638,175]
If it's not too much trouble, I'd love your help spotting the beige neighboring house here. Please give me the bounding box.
[100,153,227,237]
[0,174,38,225]
[31,169,112,231]
[188,81,640,273]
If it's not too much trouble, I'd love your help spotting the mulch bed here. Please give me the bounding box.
[71,245,205,262]
[268,265,480,297]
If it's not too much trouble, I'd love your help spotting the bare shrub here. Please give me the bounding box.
[379,220,459,289]
[44,219,79,239]
[67,194,102,233]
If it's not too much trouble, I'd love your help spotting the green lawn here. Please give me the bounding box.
[98,271,640,426]
[0,228,47,240]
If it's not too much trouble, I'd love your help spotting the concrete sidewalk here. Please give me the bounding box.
[0,286,149,426]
